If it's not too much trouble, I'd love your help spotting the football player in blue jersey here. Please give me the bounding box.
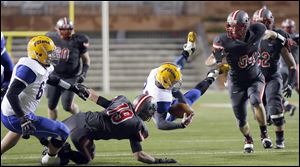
[1,36,88,165]
[1,32,14,101]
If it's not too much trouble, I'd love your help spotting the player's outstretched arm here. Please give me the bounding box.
[133,151,177,164]
[130,140,177,164]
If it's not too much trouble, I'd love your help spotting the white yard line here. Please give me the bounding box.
[2,149,298,160]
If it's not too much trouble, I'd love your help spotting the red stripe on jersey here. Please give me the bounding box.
[135,95,151,113]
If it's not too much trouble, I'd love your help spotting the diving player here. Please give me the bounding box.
[1,36,87,165]
[46,17,91,120]
[43,85,177,165]
[142,32,226,130]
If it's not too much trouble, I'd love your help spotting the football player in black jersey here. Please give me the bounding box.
[252,8,297,148]
[42,84,177,165]
[252,8,297,149]
[280,18,299,116]
[206,10,286,153]
[46,17,91,120]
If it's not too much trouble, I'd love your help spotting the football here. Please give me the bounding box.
[168,103,194,118]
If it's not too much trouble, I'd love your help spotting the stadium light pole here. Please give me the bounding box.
[102,1,110,93]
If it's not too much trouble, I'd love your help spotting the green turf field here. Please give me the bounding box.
[1,90,299,166]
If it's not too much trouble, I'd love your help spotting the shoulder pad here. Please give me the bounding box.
[212,34,226,49]
[72,33,89,43]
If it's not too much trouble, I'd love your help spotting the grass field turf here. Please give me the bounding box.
[1,90,299,166]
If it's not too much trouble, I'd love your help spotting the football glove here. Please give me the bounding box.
[77,72,86,83]
[212,48,225,64]
[154,158,177,164]
[182,31,197,60]
[20,115,36,139]
[181,112,194,128]
[283,84,293,98]
[70,83,90,101]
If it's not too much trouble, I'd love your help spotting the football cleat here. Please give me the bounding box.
[41,154,61,165]
[261,137,273,149]
[275,140,285,149]
[284,104,296,116]
[244,138,254,153]
[183,31,197,61]
[41,146,48,156]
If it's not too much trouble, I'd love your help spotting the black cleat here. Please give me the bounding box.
[275,140,285,149]
[261,137,273,149]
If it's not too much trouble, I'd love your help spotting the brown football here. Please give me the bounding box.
[168,103,194,118]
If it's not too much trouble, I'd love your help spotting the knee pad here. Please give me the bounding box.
[62,104,73,112]
[249,94,261,106]
[50,138,65,148]
[271,116,285,126]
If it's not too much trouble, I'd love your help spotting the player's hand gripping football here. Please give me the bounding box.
[154,158,177,164]
[181,112,194,128]
[20,115,36,139]
[71,83,90,101]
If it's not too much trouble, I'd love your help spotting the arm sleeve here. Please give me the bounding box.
[6,79,27,118]
[15,65,36,85]
[172,90,187,103]
[129,139,142,153]
[96,96,112,109]
[153,111,184,130]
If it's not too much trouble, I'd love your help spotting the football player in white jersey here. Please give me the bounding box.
[1,36,88,165]
[143,32,225,130]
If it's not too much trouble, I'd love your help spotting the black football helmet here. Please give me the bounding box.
[252,8,274,30]
[132,94,157,121]
[281,19,296,34]
[225,10,250,40]
[55,17,74,39]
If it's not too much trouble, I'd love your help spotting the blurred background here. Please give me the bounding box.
[1,1,299,91]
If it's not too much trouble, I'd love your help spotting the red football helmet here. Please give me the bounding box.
[281,19,296,34]
[55,17,74,40]
[225,10,250,40]
[252,8,274,30]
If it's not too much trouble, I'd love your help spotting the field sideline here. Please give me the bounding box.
[1,90,299,166]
